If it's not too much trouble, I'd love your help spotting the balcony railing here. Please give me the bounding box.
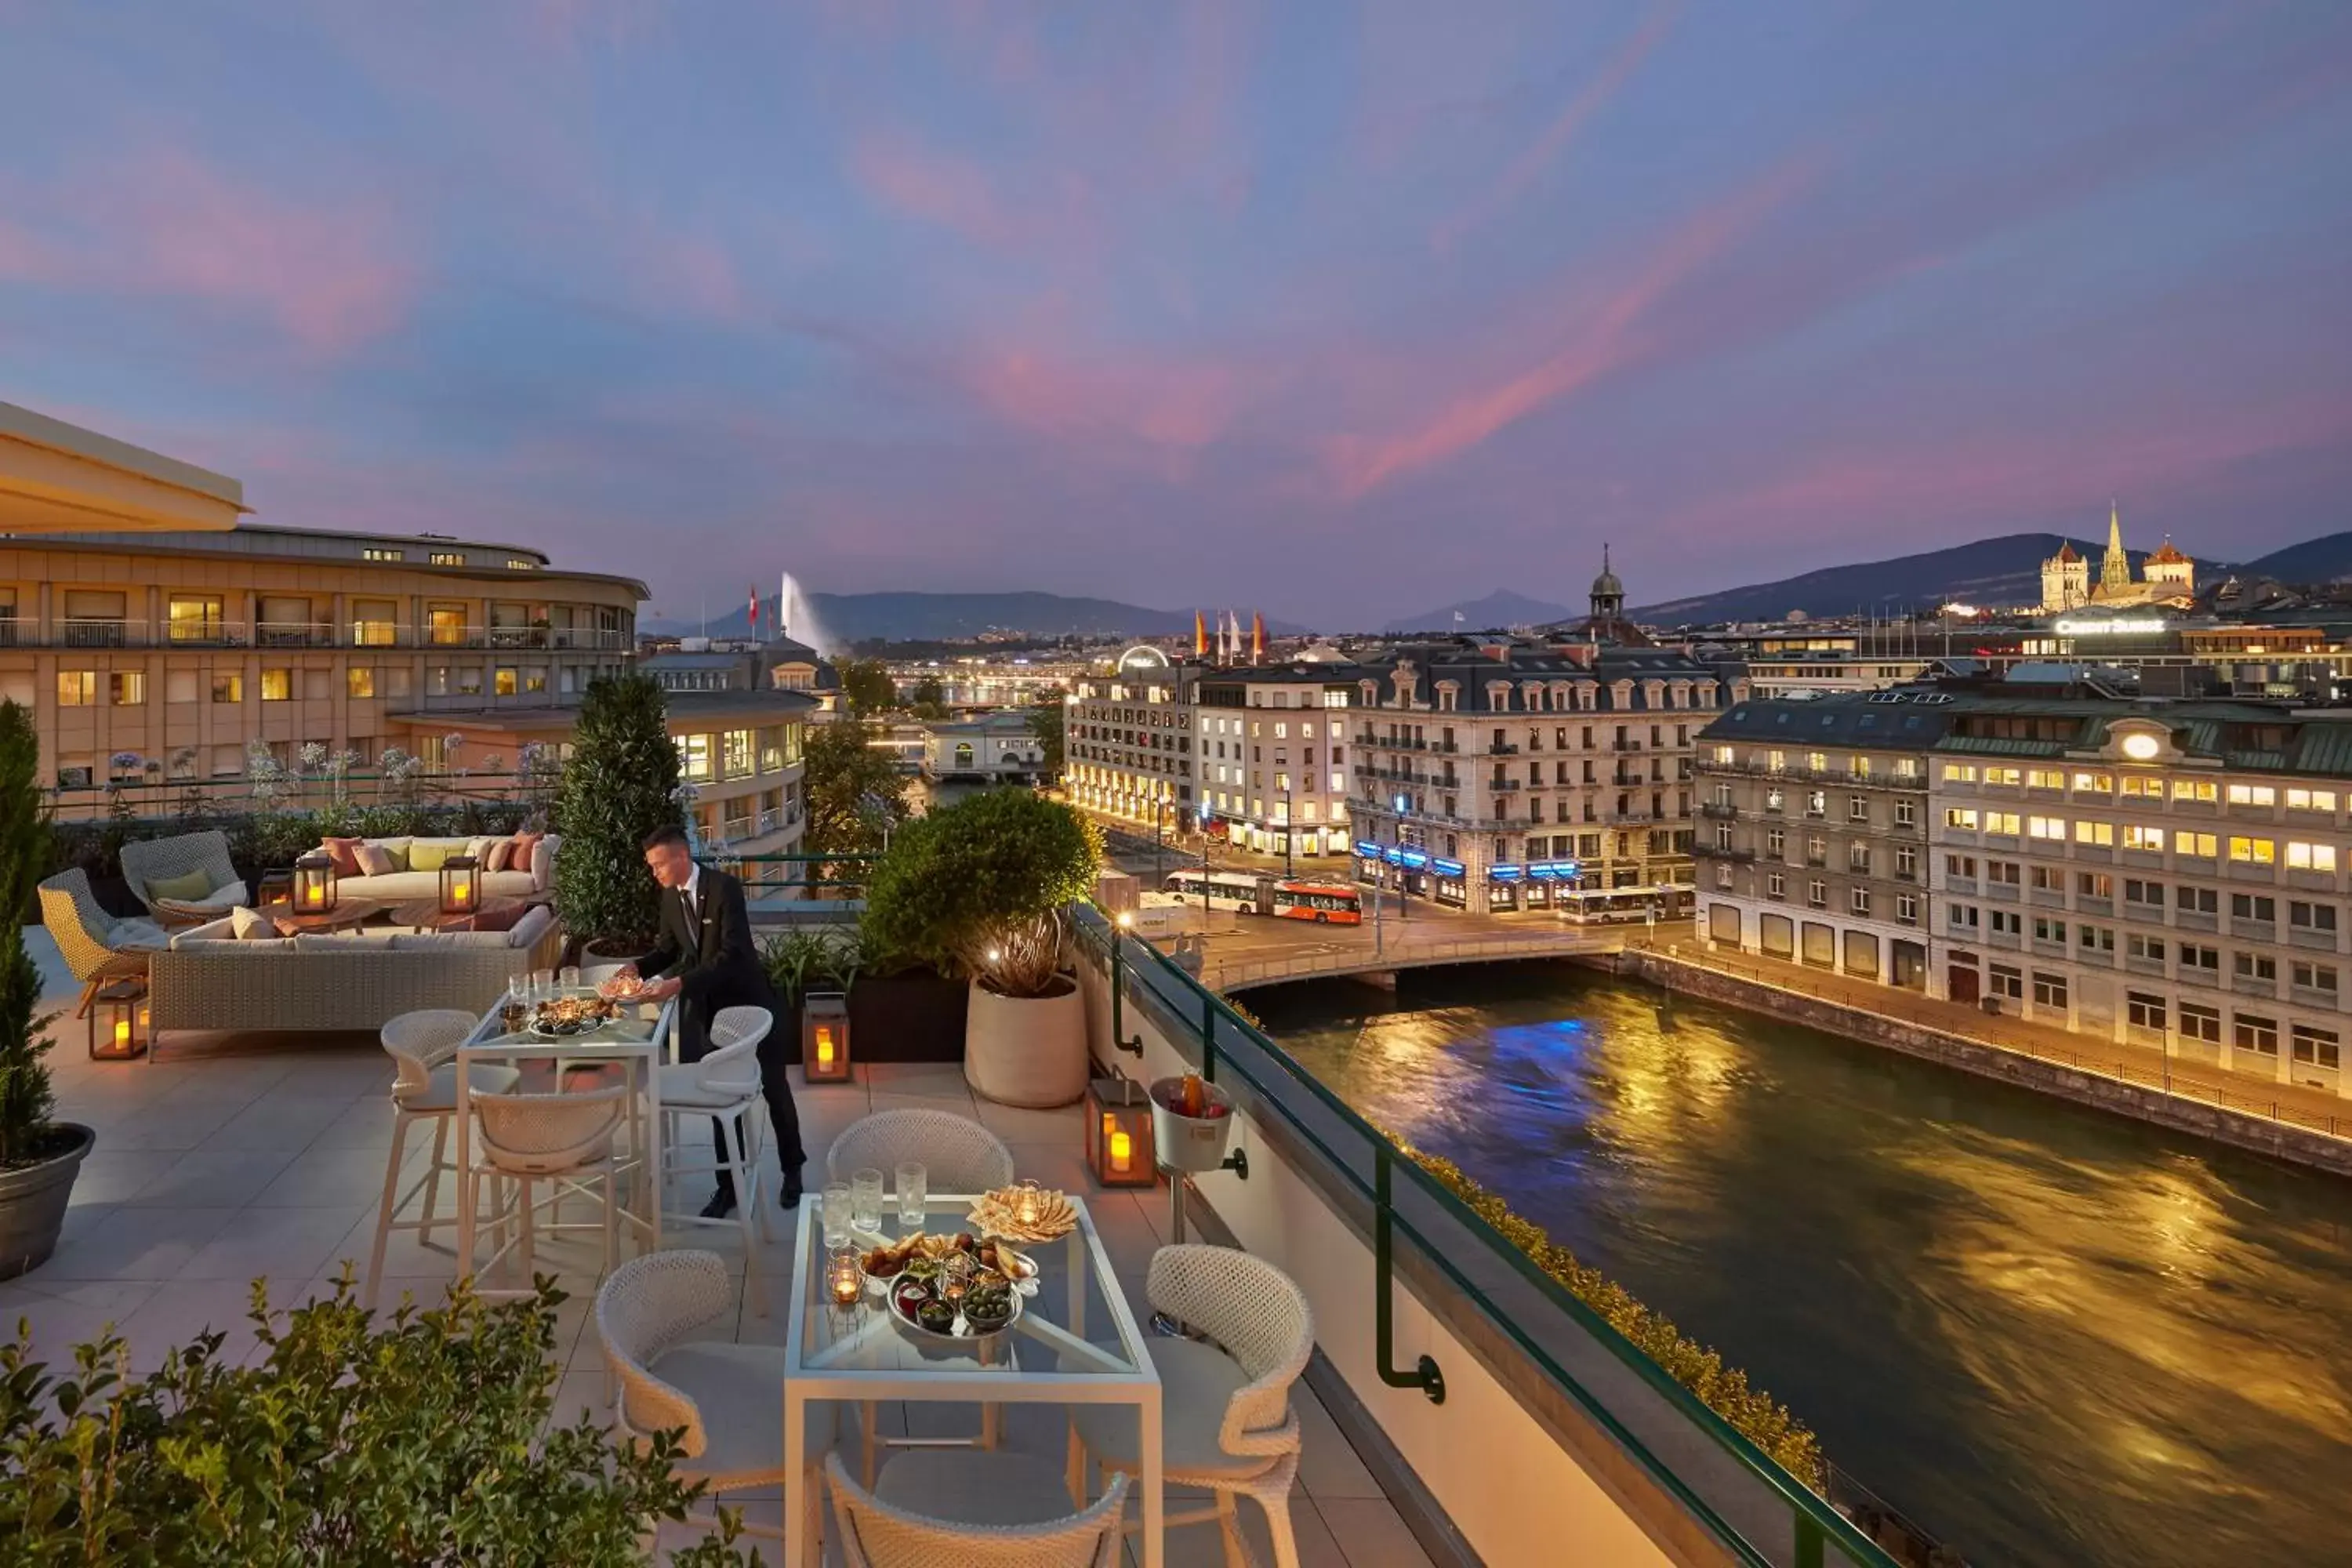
[0,618,635,652]
[1083,909,1902,1568]
[1699,802,1737,820]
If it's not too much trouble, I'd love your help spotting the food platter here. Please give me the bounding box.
[528,996,619,1038]
[861,1232,1036,1342]
[969,1183,1079,1243]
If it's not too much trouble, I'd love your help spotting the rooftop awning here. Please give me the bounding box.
[0,401,247,533]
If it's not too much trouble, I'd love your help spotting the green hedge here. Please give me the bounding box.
[1392,1134,1827,1489]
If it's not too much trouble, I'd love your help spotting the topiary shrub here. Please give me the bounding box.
[0,701,60,1170]
[552,673,682,950]
[862,789,1101,996]
[0,1274,757,1566]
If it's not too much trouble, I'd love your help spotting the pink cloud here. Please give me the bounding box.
[0,147,416,356]
[851,132,1022,251]
[1433,2,1682,253]
[1327,154,1818,499]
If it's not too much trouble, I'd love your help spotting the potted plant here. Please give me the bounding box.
[863,790,1102,1105]
[0,699,90,1279]
[552,673,684,962]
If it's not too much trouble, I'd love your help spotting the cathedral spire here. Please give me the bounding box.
[2099,499,2132,596]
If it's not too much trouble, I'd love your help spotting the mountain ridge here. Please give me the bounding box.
[647,590,1311,645]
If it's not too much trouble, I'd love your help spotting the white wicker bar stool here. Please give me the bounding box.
[659,1005,776,1308]
[461,1081,631,1291]
[827,1450,1127,1567]
[597,1250,804,1549]
[1069,1243,1314,1568]
[365,1009,519,1309]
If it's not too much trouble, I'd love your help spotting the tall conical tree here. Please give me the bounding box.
[552,673,684,950]
[0,700,57,1166]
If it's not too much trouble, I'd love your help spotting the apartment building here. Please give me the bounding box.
[1691,696,1951,989]
[1063,644,1206,832]
[1346,638,1738,914]
[1930,698,2352,1095]
[0,521,642,793]
[1192,662,1357,859]
[1697,688,2352,1098]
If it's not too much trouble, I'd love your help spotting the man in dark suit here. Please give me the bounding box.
[628,825,806,1218]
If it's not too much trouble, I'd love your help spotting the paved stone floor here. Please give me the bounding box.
[5,931,1433,1568]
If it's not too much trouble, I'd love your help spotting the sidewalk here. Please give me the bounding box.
[1639,938,2352,1142]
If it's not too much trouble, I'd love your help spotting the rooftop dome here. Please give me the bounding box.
[1590,542,1624,600]
[2147,535,2190,564]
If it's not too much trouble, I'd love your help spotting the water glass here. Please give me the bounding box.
[532,968,555,1002]
[821,1183,854,1248]
[851,1167,885,1233]
[560,964,582,992]
[895,1161,926,1232]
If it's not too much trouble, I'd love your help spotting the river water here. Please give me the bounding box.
[1247,964,2352,1568]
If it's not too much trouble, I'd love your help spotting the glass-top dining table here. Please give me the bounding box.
[782,1190,1165,1567]
[452,988,679,1289]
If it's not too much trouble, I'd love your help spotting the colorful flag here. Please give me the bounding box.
[1194,608,1207,657]
[1250,611,1264,663]
[749,584,760,630]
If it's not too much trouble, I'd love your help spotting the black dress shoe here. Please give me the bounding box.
[699,1189,739,1220]
[780,1165,805,1209]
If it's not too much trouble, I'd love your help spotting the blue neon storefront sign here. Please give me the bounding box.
[1432,858,1465,879]
[1398,848,1429,869]
[1354,840,1382,860]
[1488,863,1525,882]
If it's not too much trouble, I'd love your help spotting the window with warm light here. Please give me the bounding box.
[2229,836,2276,865]
[2286,841,2336,872]
[260,669,291,702]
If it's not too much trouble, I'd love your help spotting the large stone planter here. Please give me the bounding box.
[0,1123,94,1281]
[964,978,1087,1107]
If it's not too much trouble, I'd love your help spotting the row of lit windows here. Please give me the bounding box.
[1942,810,2339,870]
[1940,762,2340,813]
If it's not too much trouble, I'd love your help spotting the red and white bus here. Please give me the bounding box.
[1161,872,1365,924]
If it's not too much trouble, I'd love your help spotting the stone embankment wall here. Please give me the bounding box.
[1612,950,2352,1180]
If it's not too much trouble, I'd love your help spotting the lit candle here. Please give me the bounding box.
[829,1251,862,1306]
[816,1026,835,1068]
[1109,1127,1134,1174]
[304,883,323,908]
[113,1018,132,1048]
[452,879,472,904]
[1017,1183,1040,1226]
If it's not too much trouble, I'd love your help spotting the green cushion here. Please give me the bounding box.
[147,868,217,903]
[406,837,470,873]
[377,842,411,873]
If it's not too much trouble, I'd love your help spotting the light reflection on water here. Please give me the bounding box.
[1250,965,2352,1568]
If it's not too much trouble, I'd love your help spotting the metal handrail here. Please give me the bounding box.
[1075,905,1896,1568]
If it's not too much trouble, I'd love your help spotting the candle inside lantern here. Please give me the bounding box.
[451,879,472,904]
[113,1018,132,1048]
[828,1250,862,1306]
[1109,1127,1134,1174]
[303,882,324,908]
[1017,1185,1040,1225]
[815,1025,835,1068]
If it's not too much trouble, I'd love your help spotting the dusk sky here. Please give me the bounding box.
[4,2,2348,628]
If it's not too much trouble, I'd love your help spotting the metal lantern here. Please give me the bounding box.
[439,854,481,915]
[292,851,338,913]
[89,979,147,1061]
[1085,1073,1156,1187]
[802,991,852,1082]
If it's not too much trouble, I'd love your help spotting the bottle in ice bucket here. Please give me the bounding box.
[1178,1073,1205,1118]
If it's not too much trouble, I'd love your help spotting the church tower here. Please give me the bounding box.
[1590,543,1625,622]
[2098,501,2133,599]
[2041,541,2089,612]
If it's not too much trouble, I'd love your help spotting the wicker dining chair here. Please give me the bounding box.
[826,1108,1015,1196]
[1069,1244,1315,1568]
[597,1249,800,1548]
[460,1081,630,1288]
[363,1009,519,1309]
[828,1450,1127,1568]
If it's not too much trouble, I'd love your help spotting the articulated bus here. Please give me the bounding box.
[1161,872,1365,924]
[1552,885,1694,924]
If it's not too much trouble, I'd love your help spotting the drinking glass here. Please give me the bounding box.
[560,964,582,992]
[532,968,554,1002]
[895,1161,926,1232]
[821,1183,854,1248]
[851,1167,885,1233]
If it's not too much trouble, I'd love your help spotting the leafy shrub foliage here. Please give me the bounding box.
[0,1274,757,1566]
[552,673,682,949]
[862,790,1101,996]
[1392,1136,1827,1489]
